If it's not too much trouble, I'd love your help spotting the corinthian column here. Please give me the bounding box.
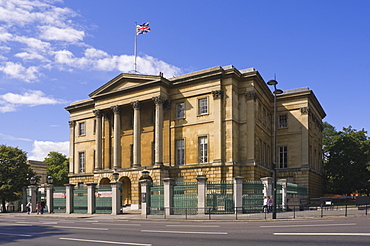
[131,101,141,167]
[111,105,121,169]
[93,109,103,170]
[152,96,164,166]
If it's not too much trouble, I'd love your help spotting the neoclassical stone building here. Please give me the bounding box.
[65,65,326,208]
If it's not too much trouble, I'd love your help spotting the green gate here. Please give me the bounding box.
[53,186,66,213]
[149,182,164,214]
[173,182,197,215]
[95,185,112,214]
[242,180,264,213]
[206,181,234,214]
[73,185,87,213]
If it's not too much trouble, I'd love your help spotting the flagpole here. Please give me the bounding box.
[134,22,138,73]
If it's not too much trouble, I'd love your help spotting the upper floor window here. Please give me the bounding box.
[176,139,185,165]
[198,98,208,115]
[198,136,208,163]
[279,146,287,168]
[176,102,185,119]
[79,152,85,173]
[79,122,86,136]
[278,114,288,128]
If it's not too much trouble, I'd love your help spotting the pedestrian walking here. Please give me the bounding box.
[267,196,273,213]
[36,202,42,215]
[263,196,268,213]
[26,202,31,215]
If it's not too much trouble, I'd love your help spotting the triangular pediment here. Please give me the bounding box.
[89,73,166,98]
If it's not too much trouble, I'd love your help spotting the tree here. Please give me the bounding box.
[323,123,370,195]
[0,145,36,212]
[44,152,69,186]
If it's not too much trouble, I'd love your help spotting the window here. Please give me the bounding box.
[78,152,85,173]
[176,139,185,165]
[278,114,288,128]
[176,102,185,119]
[93,120,96,135]
[79,122,86,136]
[198,98,208,115]
[198,136,208,163]
[279,146,287,168]
[152,141,155,165]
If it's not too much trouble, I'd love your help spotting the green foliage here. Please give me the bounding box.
[0,145,36,211]
[323,123,370,195]
[44,152,69,186]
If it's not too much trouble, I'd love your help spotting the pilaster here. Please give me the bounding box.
[93,110,103,170]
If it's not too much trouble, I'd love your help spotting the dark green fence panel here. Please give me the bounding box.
[150,182,164,215]
[95,185,112,214]
[287,183,307,195]
[173,182,197,215]
[53,186,66,213]
[242,180,264,213]
[276,182,282,210]
[206,181,234,214]
[73,186,87,213]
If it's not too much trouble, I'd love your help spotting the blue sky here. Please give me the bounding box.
[1,0,370,160]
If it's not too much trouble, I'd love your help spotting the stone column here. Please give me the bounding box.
[111,181,123,215]
[69,121,75,173]
[87,183,97,214]
[46,184,54,213]
[279,179,287,211]
[152,96,164,166]
[261,177,273,197]
[196,176,208,215]
[28,185,37,213]
[131,101,141,167]
[93,110,103,170]
[163,178,174,216]
[65,184,75,214]
[139,179,152,216]
[111,106,121,170]
[234,176,244,214]
[212,90,223,163]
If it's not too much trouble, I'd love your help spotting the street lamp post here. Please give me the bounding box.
[267,79,283,219]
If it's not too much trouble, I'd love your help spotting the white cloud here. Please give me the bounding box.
[28,140,69,161]
[0,62,40,82]
[0,0,182,82]
[0,132,33,141]
[0,90,66,106]
[53,49,181,77]
[39,25,85,42]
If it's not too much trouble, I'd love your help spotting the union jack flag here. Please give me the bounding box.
[136,22,151,35]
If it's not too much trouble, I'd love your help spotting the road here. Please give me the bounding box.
[0,214,369,245]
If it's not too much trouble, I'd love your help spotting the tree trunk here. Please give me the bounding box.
[1,198,7,213]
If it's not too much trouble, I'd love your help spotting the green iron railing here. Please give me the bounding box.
[150,182,164,214]
[73,186,87,213]
[173,182,197,215]
[242,180,264,213]
[95,185,112,214]
[53,186,66,213]
[206,181,234,214]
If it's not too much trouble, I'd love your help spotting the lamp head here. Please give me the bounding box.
[141,169,149,178]
[30,177,36,185]
[267,80,278,86]
[112,172,119,181]
[47,175,53,184]
[274,89,283,95]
